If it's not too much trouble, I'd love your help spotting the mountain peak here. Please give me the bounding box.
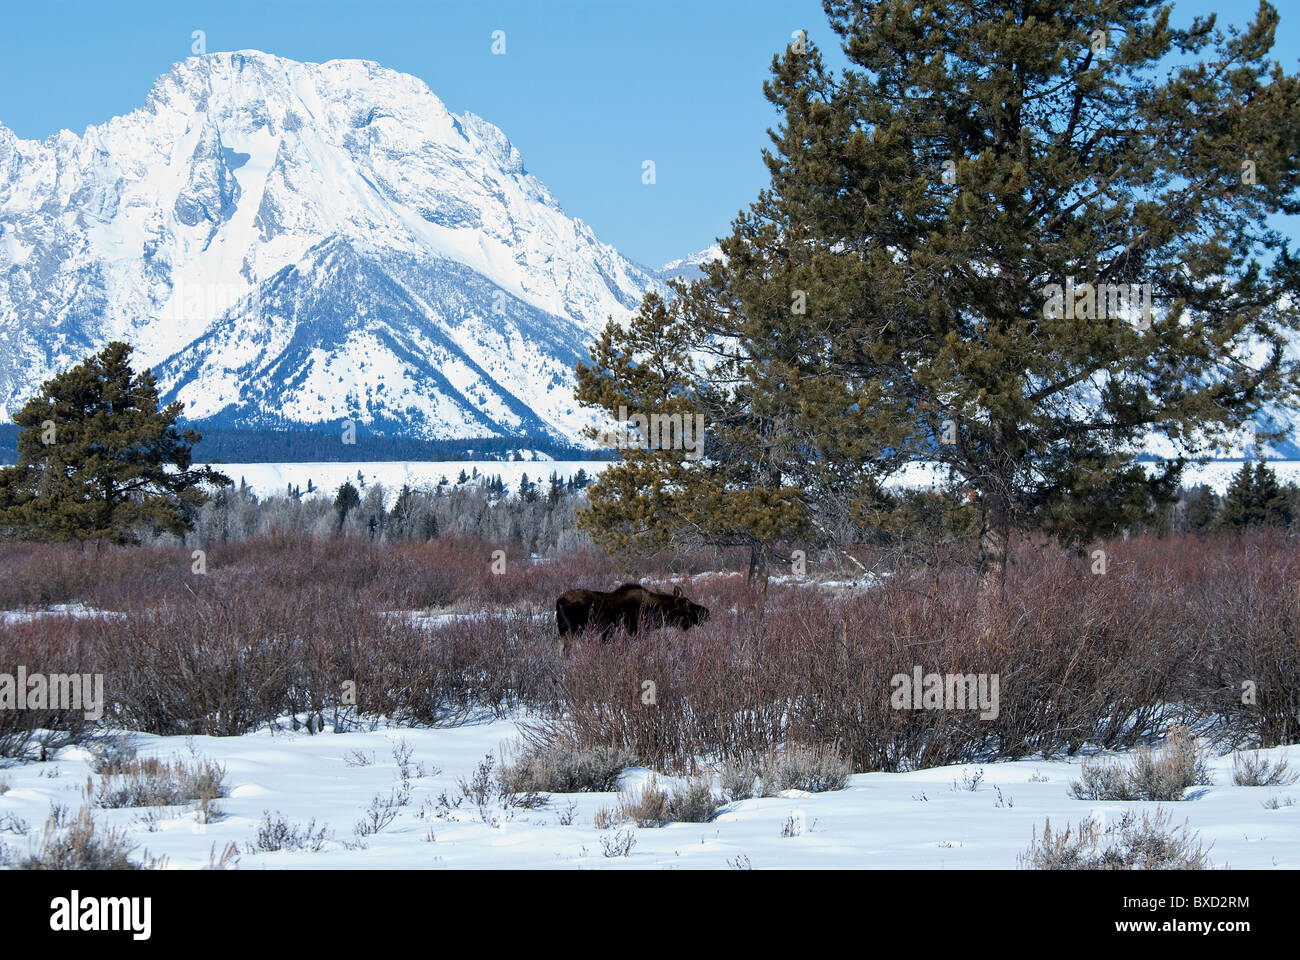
[0,52,662,443]
[656,244,724,282]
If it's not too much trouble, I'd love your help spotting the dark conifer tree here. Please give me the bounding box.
[0,341,229,544]
[580,1,1300,595]
[333,480,361,530]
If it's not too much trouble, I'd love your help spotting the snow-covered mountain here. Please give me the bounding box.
[655,244,723,284]
[0,51,664,442]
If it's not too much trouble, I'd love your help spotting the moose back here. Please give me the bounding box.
[554,583,709,654]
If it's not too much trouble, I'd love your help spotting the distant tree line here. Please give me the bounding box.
[875,460,1300,556]
[182,426,613,464]
[187,469,596,556]
[0,420,618,467]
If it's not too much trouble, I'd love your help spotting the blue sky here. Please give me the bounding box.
[0,0,1294,267]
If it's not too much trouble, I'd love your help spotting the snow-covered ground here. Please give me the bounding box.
[1,719,1293,869]
[201,459,1300,503]
[0,603,124,625]
[891,459,1300,495]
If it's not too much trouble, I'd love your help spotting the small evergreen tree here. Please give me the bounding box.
[1254,461,1292,526]
[333,480,361,531]
[390,483,416,537]
[575,293,807,599]
[1219,459,1292,528]
[0,341,229,544]
[1183,484,1221,532]
[519,472,539,503]
[1220,461,1259,528]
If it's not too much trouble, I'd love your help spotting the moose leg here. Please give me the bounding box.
[556,600,588,657]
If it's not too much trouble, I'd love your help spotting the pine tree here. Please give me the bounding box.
[1219,461,1258,527]
[0,341,229,544]
[390,483,416,536]
[333,480,361,531]
[1254,460,1292,526]
[575,293,808,600]
[1183,484,1220,532]
[1219,458,1292,528]
[651,1,1300,594]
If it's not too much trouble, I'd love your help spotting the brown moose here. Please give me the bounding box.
[555,582,709,654]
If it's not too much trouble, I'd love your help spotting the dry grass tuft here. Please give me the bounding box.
[1020,808,1211,870]
[1070,727,1212,802]
[9,806,164,870]
[91,755,227,810]
[1232,750,1296,787]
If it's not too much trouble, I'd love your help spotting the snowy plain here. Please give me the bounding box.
[208,459,605,505]
[203,459,1300,505]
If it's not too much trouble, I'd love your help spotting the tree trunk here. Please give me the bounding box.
[977,424,1014,605]
[747,542,770,620]
[976,480,1011,637]
[976,495,1009,596]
